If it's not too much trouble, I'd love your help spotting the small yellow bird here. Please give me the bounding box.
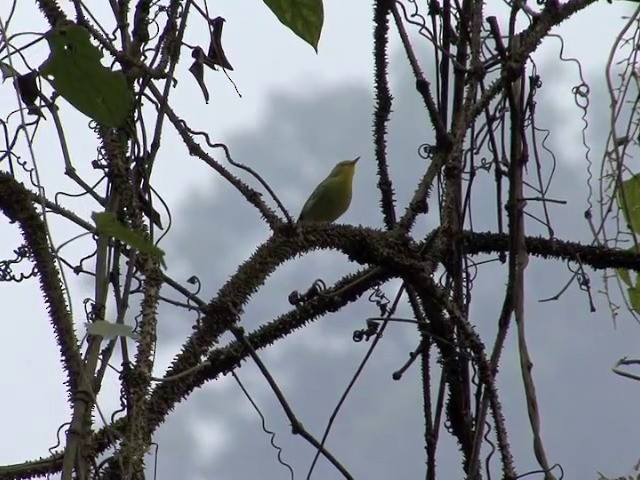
[297,157,360,223]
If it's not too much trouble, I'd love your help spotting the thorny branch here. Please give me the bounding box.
[0,0,637,479]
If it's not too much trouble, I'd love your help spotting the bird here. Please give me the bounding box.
[297,157,360,223]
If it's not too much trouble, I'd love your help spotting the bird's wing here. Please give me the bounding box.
[298,182,326,221]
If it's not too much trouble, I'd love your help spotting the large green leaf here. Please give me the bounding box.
[628,284,640,313]
[617,265,633,287]
[39,23,133,127]
[617,173,640,234]
[616,245,640,287]
[92,212,166,267]
[262,0,323,51]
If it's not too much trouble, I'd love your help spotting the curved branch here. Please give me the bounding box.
[373,0,398,229]
[8,223,640,476]
[0,173,83,397]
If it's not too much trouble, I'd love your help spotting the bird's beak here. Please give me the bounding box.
[351,157,360,165]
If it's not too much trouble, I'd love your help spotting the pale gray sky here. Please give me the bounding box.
[0,1,638,479]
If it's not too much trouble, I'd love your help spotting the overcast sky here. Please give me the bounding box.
[1,1,639,480]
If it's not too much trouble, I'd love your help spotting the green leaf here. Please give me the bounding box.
[92,212,166,267]
[617,246,640,287]
[628,284,640,313]
[617,173,640,234]
[262,0,323,51]
[617,266,633,287]
[39,23,133,127]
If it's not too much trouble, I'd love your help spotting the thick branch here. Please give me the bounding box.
[0,173,83,397]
